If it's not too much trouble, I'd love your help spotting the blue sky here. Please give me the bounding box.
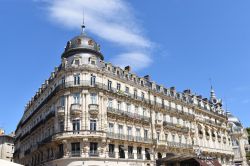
[0,0,250,134]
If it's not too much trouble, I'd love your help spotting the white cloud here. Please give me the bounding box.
[38,0,154,70]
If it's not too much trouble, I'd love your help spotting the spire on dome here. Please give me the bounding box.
[81,9,86,35]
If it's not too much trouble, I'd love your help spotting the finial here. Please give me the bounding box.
[81,9,86,34]
[209,78,216,100]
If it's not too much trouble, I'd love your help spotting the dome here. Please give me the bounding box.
[227,113,243,127]
[61,33,104,60]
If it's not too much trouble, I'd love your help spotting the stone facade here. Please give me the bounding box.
[14,30,234,166]
[0,134,14,162]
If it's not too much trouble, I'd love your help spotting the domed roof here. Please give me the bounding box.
[61,33,104,60]
[227,112,243,127]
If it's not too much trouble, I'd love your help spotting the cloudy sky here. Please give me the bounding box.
[1,0,250,133]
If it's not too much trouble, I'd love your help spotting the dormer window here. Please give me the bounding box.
[74,59,80,65]
[91,60,96,65]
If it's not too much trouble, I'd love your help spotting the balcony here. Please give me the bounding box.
[108,152,115,158]
[89,104,99,116]
[71,151,81,157]
[70,103,81,116]
[167,141,192,149]
[57,106,65,117]
[128,153,134,159]
[137,154,143,159]
[89,151,99,157]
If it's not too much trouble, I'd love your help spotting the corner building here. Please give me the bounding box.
[14,30,234,166]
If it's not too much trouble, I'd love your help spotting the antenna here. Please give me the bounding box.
[81,9,86,34]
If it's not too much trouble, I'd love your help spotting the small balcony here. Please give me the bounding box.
[89,104,99,116]
[71,103,81,116]
[71,150,81,157]
[137,154,143,159]
[108,152,115,158]
[89,151,99,157]
[57,106,65,117]
[128,153,134,159]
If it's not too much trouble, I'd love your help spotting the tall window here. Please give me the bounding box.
[72,120,80,133]
[144,130,148,139]
[59,121,64,132]
[109,123,114,133]
[74,74,80,85]
[117,101,121,110]
[109,144,115,156]
[135,106,138,113]
[170,116,173,123]
[71,142,80,157]
[141,92,145,100]
[60,96,65,107]
[61,76,65,86]
[125,86,129,94]
[117,83,121,91]
[128,146,133,158]
[90,75,96,86]
[165,134,168,141]
[89,142,98,155]
[137,147,142,159]
[90,120,96,131]
[127,126,132,136]
[172,134,175,142]
[143,108,146,117]
[157,132,160,141]
[134,89,137,99]
[136,128,140,137]
[108,80,112,90]
[108,99,113,108]
[118,125,123,135]
[73,93,80,104]
[154,96,157,105]
[90,93,97,104]
[126,103,131,112]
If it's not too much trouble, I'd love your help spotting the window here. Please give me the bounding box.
[60,96,65,107]
[172,134,175,142]
[90,120,96,131]
[170,116,173,123]
[74,74,80,85]
[137,147,142,157]
[125,86,129,93]
[108,99,113,108]
[141,92,145,100]
[119,145,125,158]
[59,121,64,132]
[61,76,65,85]
[144,130,148,140]
[72,120,80,133]
[128,146,133,158]
[58,144,64,158]
[108,80,112,90]
[117,101,121,110]
[157,132,160,141]
[154,96,157,105]
[90,93,97,104]
[179,136,182,143]
[91,60,96,65]
[165,134,168,141]
[145,148,151,160]
[90,75,96,86]
[127,126,132,136]
[71,142,80,157]
[136,128,140,137]
[135,106,138,113]
[126,103,131,112]
[73,93,80,104]
[117,83,121,91]
[109,144,115,157]
[161,99,164,108]
[118,125,123,134]
[134,89,137,99]
[89,142,98,156]
[74,59,80,65]
[109,123,114,133]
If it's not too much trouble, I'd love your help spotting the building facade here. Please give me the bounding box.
[14,28,234,166]
[0,132,15,162]
[228,113,249,166]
